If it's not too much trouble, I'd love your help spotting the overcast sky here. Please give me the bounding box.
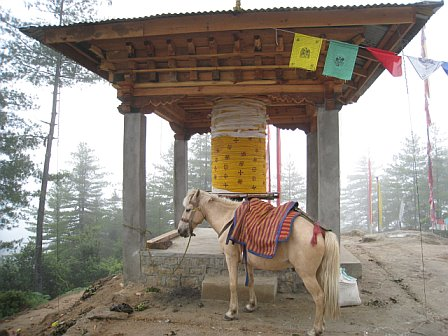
[1,0,447,241]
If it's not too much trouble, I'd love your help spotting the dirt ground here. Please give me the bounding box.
[1,230,447,336]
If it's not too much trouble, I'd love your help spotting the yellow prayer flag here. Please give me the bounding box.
[289,33,323,71]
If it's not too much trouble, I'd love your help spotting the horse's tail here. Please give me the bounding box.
[317,231,340,319]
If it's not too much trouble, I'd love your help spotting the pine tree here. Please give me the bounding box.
[40,143,114,293]
[146,144,175,237]
[43,172,73,251]
[188,133,212,190]
[382,136,428,229]
[98,191,123,259]
[68,142,108,233]
[280,159,306,206]
[2,0,112,290]
[0,87,42,228]
[430,127,448,220]
[1,11,42,228]
[341,157,370,232]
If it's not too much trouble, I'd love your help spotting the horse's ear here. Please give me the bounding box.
[191,189,200,205]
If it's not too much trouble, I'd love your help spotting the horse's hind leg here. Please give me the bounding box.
[243,263,257,313]
[297,272,325,336]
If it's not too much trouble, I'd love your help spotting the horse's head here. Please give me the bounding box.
[177,189,206,237]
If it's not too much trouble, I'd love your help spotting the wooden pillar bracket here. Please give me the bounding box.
[170,122,191,140]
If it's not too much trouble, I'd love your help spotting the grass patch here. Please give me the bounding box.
[0,290,50,319]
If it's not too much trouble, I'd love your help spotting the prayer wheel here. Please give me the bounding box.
[211,98,267,193]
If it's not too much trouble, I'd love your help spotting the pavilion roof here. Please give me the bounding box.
[21,1,443,135]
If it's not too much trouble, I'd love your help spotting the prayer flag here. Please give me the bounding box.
[289,33,323,71]
[366,47,402,77]
[407,56,443,80]
[442,62,448,76]
[323,41,359,80]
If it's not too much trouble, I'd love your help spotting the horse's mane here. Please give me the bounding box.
[184,189,241,207]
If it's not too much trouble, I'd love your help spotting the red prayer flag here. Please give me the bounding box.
[367,47,402,77]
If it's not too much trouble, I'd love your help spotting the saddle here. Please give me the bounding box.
[226,198,300,258]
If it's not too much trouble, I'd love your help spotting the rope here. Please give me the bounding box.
[122,223,151,236]
[402,46,429,319]
[172,234,193,274]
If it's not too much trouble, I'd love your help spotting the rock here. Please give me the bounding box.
[110,303,134,314]
[362,234,384,242]
[85,307,129,320]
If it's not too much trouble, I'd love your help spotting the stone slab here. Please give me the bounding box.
[201,275,277,303]
[340,245,362,279]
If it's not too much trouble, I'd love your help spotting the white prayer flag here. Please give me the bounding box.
[407,56,443,80]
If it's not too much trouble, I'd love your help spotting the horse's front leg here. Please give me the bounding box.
[243,263,257,313]
[224,248,240,320]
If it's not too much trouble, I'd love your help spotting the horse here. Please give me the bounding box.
[177,189,340,336]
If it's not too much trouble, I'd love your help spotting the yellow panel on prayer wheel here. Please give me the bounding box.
[212,136,266,192]
[211,99,267,193]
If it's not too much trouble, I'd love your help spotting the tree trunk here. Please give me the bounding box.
[34,54,62,292]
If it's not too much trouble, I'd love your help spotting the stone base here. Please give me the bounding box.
[141,228,363,294]
[201,275,278,303]
[340,245,362,279]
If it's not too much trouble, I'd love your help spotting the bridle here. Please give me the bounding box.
[181,205,203,237]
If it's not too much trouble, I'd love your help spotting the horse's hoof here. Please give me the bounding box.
[224,312,238,321]
[243,304,257,313]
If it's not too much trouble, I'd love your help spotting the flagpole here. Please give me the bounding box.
[368,157,372,233]
[421,26,437,230]
[376,176,383,232]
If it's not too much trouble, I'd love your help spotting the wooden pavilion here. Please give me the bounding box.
[21,2,443,283]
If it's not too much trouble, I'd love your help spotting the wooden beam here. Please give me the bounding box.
[209,37,219,81]
[41,7,417,43]
[152,104,185,125]
[107,51,292,63]
[89,45,105,59]
[146,229,179,249]
[232,36,243,82]
[132,80,277,88]
[133,84,329,97]
[126,64,301,73]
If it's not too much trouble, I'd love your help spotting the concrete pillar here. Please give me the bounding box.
[123,113,146,283]
[306,131,318,220]
[317,107,340,238]
[174,134,188,227]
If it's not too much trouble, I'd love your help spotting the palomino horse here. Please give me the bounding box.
[178,189,340,336]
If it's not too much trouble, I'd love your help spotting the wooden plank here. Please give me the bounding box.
[146,229,179,249]
[108,51,291,63]
[41,7,416,43]
[127,64,296,73]
[133,83,327,96]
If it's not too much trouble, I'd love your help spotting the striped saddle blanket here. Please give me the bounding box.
[226,198,300,258]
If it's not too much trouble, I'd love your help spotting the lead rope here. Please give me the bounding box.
[402,47,428,318]
[172,234,193,275]
[172,208,198,274]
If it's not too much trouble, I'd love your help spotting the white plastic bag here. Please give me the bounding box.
[339,267,361,307]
